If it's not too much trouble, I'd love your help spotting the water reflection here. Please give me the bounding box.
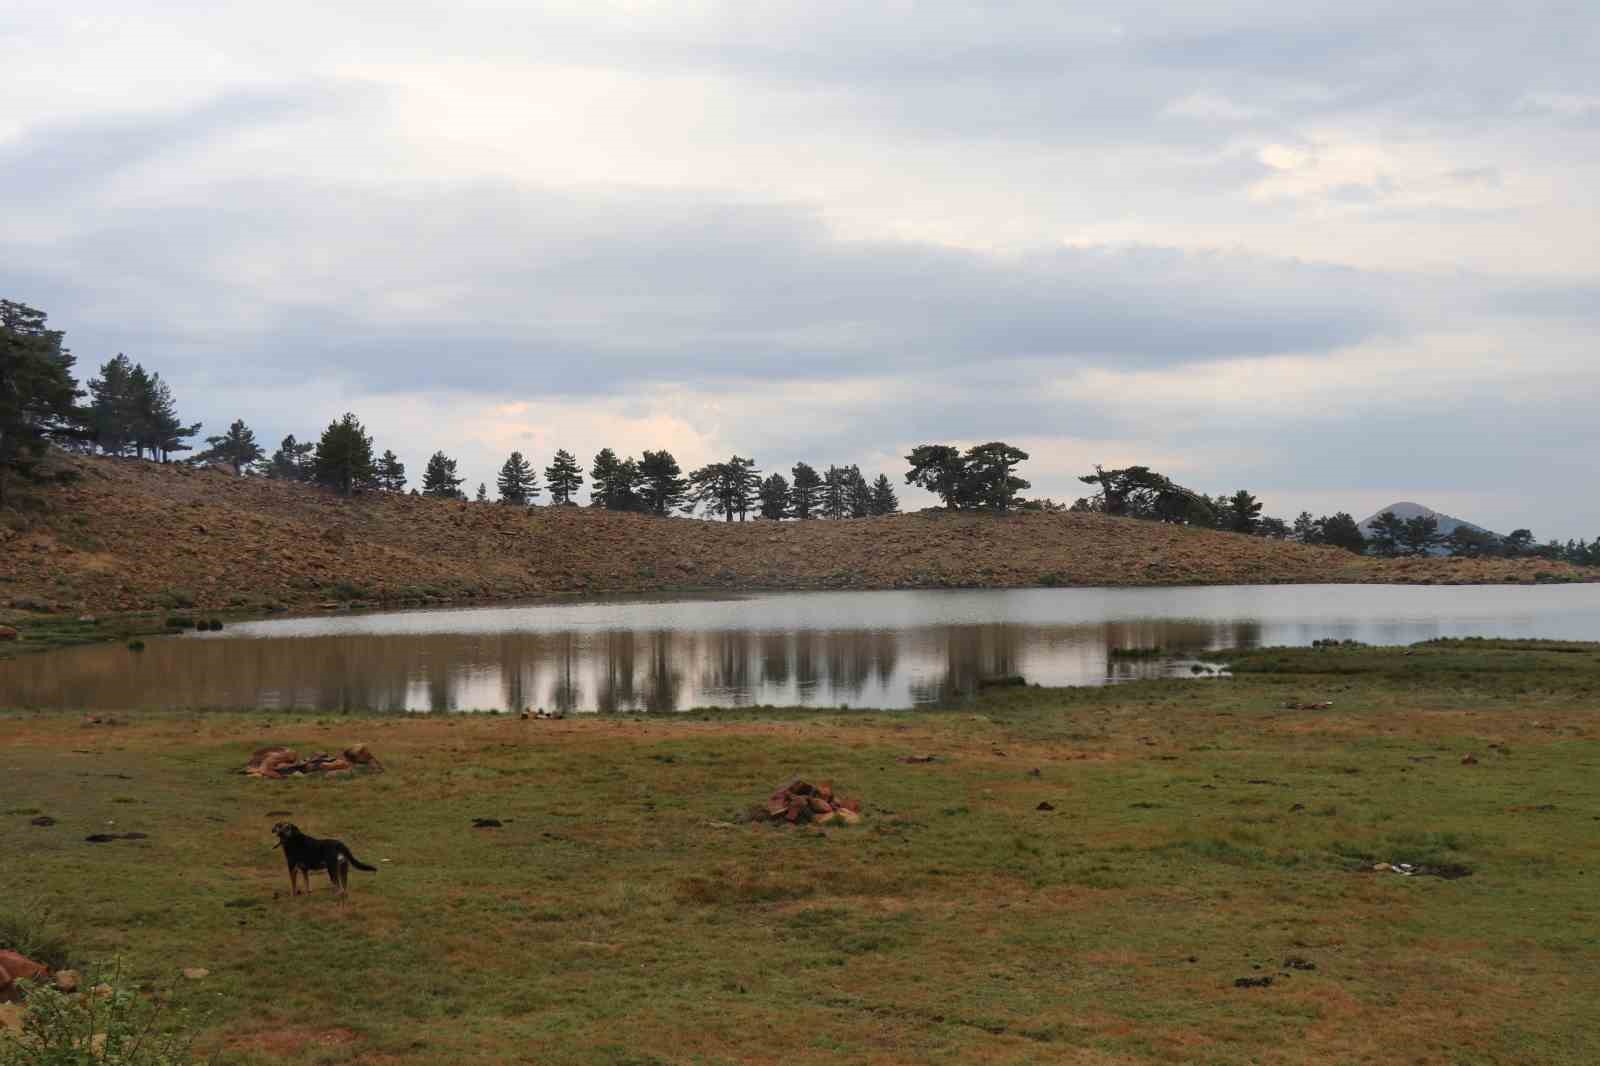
[2,584,1597,712]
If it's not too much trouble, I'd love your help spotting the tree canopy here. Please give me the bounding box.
[422,451,466,499]
[496,451,538,505]
[194,419,264,474]
[544,449,583,505]
[313,413,377,496]
[0,300,85,505]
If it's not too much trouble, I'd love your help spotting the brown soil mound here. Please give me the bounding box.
[1,454,1592,615]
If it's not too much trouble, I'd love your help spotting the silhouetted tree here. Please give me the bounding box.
[637,450,687,515]
[904,445,966,510]
[962,442,1030,512]
[268,435,316,481]
[1446,525,1498,558]
[475,481,488,503]
[1503,529,1535,557]
[1400,514,1444,556]
[194,419,263,474]
[687,455,760,521]
[1366,511,1405,557]
[496,451,538,505]
[1317,513,1366,554]
[1227,490,1262,534]
[846,465,872,517]
[0,300,85,506]
[757,473,791,519]
[312,413,377,496]
[544,449,583,505]
[589,448,640,510]
[790,462,822,519]
[138,373,198,460]
[1256,516,1291,538]
[422,450,465,499]
[821,464,849,519]
[869,473,899,516]
[86,353,138,455]
[1292,511,1320,544]
[376,449,406,492]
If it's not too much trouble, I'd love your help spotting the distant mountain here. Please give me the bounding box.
[1359,501,1498,540]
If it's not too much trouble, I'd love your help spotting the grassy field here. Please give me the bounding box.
[3,639,1599,1064]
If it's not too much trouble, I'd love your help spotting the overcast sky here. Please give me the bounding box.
[3,2,1596,536]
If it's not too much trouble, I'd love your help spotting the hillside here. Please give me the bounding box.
[1360,501,1495,538]
[1,455,1593,617]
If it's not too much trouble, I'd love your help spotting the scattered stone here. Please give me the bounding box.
[30,816,55,826]
[243,745,382,778]
[84,832,147,843]
[898,754,940,764]
[1036,801,1056,811]
[181,968,209,980]
[471,818,503,829]
[753,779,863,826]
[53,970,80,993]
[1282,700,1333,710]
[1461,753,1479,765]
[1282,956,1316,971]
[1233,976,1273,989]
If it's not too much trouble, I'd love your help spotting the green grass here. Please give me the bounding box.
[2,640,1599,1063]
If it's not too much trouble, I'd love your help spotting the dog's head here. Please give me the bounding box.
[270,821,300,848]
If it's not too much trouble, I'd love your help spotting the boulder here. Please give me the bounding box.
[0,951,49,1002]
[0,626,17,642]
[807,795,833,814]
[54,970,80,993]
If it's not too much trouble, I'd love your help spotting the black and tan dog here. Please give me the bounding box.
[271,822,376,900]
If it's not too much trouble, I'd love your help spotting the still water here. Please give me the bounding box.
[3,585,1598,712]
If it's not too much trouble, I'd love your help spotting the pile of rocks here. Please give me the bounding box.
[757,780,862,826]
[243,744,383,779]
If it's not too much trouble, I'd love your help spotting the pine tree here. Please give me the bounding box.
[194,419,264,474]
[475,481,488,503]
[869,474,899,516]
[87,354,138,455]
[496,451,538,505]
[268,434,315,480]
[821,465,849,519]
[1366,511,1404,557]
[962,442,1030,512]
[757,473,791,520]
[846,465,872,518]
[637,450,687,515]
[544,449,583,505]
[686,456,760,521]
[139,373,199,461]
[0,300,85,506]
[903,445,965,510]
[312,413,377,496]
[422,451,466,499]
[376,449,406,492]
[1227,489,1262,534]
[590,448,640,510]
[790,462,822,519]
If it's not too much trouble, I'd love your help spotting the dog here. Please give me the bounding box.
[271,822,376,900]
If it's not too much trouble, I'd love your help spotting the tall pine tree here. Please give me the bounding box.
[312,413,377,496]
[790,462,821,519]
[376,449,406,492]
[422,451,466,499]
[268,434,315,480]
[544,449,583,505]
[194,419,264,474]
[637,450,687,515]
[757,473,791,519]
[869,474,899,516]
[497,451,538,505]
[0,300,85,506]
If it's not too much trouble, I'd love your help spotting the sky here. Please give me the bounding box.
[2,1,1596,537]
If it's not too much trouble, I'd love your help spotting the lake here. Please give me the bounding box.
[3,584,1598,712]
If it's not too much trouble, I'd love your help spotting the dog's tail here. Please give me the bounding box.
[340,844,377,873]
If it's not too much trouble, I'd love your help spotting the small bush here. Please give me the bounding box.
[0,965,211,1066]
[0,900,70,971]
[126,640,145,652]
[164,617,193,629]
[155,589,195,610]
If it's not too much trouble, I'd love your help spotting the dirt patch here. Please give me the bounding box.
[228,1027,360,1056]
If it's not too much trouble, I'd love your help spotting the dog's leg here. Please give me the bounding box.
[288,866,299,896]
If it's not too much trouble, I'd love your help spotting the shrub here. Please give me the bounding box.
[0,900,70,971]
[126,641,145,652]
[0,965,212,1065]
[155,589,195,610]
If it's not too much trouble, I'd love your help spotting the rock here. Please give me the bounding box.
[53,970,80,993]
[816,781,834,801]
[813,811,842,826]
[30,816,55,827]
[839,798,861,813]
[765,796,789,817]
[784,798,807,823]
[471,818,502,828]
[0,1002,23,1032]
[833,808,861,825]
[181,968,209,980]
[1461,753,1479,765]
[807,795,833,814]
[0,951,49,1002]
[1036,801,1056,811]
[0,626,17,642]
[91,983,113,999]
[342,744,383,769]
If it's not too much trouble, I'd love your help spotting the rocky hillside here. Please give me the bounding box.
[1,455,1593,617]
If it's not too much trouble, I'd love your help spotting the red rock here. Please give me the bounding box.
[0,626,16,642]
[808,796,833,814]
[0,951,49,1002]
[840,798,861,813]
[785,799,807,823]
[834,809,861,825]
[787,780,814,796]
[817,781,834,801]
[766,796,789,817]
